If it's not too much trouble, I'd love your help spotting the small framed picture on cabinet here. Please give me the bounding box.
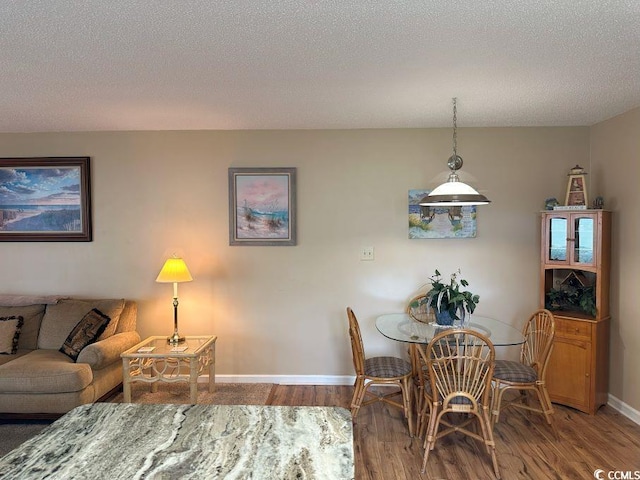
[565,173,588,206]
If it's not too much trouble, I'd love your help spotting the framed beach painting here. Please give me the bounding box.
[0,157,92,242]
[408,189,477,239]
[228,167,297,246]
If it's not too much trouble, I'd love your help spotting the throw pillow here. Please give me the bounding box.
[0,305,45,350]
[38,298,125,350]
[0,316,24,355]
[59,309,111,361]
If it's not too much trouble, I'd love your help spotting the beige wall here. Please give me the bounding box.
[590,107,640,412]
[0,127,589,380]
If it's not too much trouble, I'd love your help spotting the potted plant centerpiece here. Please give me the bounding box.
[424,269,480,326]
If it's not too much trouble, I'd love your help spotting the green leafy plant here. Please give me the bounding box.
[422,269,480,321]
[545,284,596,316]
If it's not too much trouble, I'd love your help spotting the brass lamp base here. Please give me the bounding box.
[167,296,185,345]
[167,333,185,345]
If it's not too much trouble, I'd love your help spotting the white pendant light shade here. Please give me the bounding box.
[420,98,490,207]
[420,173,490,206]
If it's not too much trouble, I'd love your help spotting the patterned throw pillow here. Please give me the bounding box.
[39,298,124,350]
[59,309,111,361]
[0,316,24,355]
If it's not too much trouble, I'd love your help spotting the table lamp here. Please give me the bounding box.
[155,255,193,344]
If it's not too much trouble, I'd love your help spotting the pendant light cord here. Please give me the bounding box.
[452,97,457,158]
[447,97,463,175]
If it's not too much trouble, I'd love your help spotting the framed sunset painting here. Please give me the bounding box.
[0,157,92,242]
[228,167,297,246]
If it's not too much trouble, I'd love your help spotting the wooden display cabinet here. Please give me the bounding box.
[540,210,611,414]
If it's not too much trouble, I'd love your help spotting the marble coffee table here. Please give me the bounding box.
[0,403,354,479]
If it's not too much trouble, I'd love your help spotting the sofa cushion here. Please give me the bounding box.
[60,309,111,361]
[38,299,125,350]
[0,305,45,350]
[0,316,24,354]
[115,301,137,334]
[0,349,30,366]
[0,349,93,393]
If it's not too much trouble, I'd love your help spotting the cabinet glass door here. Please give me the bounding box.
[573,216,594,264]
[549,217,568,262]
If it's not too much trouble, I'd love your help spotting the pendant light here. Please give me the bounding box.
[419,98,490,206]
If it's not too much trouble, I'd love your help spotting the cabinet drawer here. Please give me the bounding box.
[555,318,592,339]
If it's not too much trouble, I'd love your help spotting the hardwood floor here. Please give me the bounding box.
[267,385,640,480]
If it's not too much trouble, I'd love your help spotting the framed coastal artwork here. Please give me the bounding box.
[0,157,92,242]
[408,189,477,239]
[228,167,297,246]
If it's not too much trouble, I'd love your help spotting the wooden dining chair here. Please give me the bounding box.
[417,328,500,478]
[346,307,414,436]
[406,294,431,435]
[413,342,432,439]
[407,294,433,323]
[491,309,557,437]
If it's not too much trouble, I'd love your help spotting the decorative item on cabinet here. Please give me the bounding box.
[565,165,588,207]
[545,270,596,317]
[592,196,604,209]
[544,197,559,210]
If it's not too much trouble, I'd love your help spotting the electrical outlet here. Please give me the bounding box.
[360,246,374,261]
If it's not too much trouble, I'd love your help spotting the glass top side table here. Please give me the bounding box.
[121,335,217,403]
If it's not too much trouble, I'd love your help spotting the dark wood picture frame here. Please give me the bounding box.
[228,167,296,246]
[0,157,92,242]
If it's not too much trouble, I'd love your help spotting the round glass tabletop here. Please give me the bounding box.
[376,313,525,346]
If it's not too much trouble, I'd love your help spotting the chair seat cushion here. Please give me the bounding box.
[365,356,411,378]
[493,360,538,383]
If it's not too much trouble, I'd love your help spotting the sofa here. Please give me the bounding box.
[0,295,141,417]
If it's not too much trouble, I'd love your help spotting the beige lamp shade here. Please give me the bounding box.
[155,257,193,284]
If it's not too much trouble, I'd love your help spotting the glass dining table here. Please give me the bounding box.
[376,312,525,437]
[376,313,525,346]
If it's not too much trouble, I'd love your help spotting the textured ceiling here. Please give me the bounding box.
[1,1,639,132]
